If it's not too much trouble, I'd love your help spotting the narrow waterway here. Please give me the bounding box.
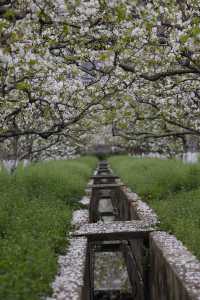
[92,162,133,300]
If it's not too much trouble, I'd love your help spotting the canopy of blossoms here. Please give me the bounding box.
[1,0,200,160]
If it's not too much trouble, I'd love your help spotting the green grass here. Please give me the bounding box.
[0,157,97,300]
[109,156,200,259]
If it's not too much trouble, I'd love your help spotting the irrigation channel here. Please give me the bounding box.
[74,161,156,300]
[50,161,200,300]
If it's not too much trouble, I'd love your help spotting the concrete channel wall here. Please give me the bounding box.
[122,186,200,300]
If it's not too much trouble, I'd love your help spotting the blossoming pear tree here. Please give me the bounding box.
[1,0,200,164]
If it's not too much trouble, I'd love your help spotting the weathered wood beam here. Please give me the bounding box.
[73,221,156,241]
[94,242,122,252]
[88,183,124,189]
[91,175,119,179]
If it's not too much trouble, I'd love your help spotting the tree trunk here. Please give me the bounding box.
[182,135,199,163]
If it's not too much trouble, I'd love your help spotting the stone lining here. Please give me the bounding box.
[85,188,92,197]
[150,231,200,300]
[79,196,90,207]
[86,180,94,190]
[47,237,87,300]
[85,179,93,197]
[71,210,89,229]
[122,186,158,225]
[48,203,90,299]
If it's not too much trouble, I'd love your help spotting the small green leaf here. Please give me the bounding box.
[63,24,69,35]
[16,82,31,91]
[192,17,200,25]
[29,60,37,66]
[179,35,189,43]
[99,52,109,61]
[3,9,16,20]
[191,26,200,37]
[115,4,127,22]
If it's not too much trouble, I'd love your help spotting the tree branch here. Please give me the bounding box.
[119,63,200,81]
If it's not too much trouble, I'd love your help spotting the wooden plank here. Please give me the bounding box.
[122,243,146,299]
[97,172,111,175]
[89,243,95,300]
[99,212,115,217]
[91,175,119,179]
[94,290,132,299]
[92,177,118,185]
[73,221,156,241]
[94,242,122,252]
[89,183,124,189]
[98,165,108,167]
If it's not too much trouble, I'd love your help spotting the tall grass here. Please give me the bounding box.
[109,156,200,259]
[0,157,97,300]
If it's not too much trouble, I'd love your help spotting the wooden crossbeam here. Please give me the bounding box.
[122,242,145,296]
[94,290,132,299]
[91,175,119,185]
[97,166,110,169]
[97,170,112,175]
[94,242,122,252]
[99,212,114,216]
[91,175,119,179]
[97,170,111,174]
[89,183,123,189]
[73,221,156,241]
[98,165,108,168]
[98,212,115,222]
